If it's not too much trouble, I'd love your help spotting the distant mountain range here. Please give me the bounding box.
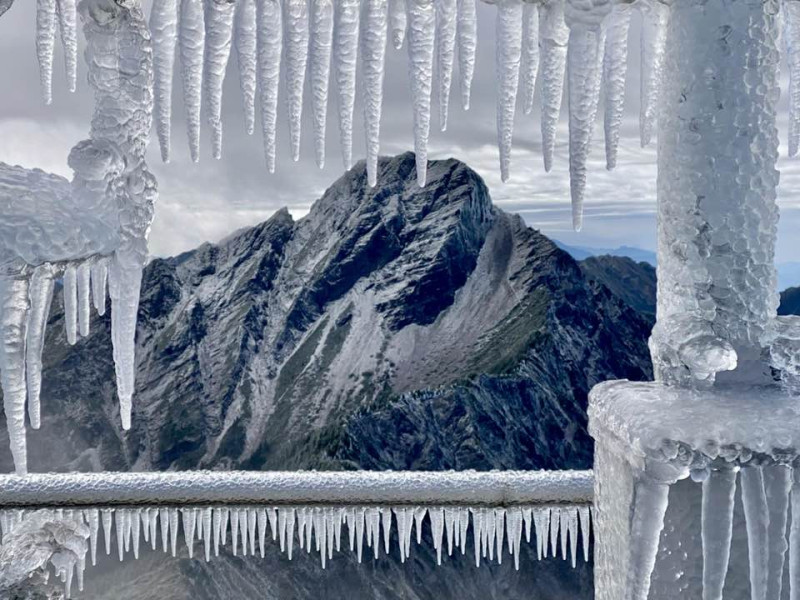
[0,154,662,599]
[556,241,800,292]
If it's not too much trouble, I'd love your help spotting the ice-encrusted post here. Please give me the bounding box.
[590,0,800,598]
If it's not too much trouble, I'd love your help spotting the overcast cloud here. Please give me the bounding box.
[0,1,797,266]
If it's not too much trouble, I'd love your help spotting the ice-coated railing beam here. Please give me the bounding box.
[0,470,593,509]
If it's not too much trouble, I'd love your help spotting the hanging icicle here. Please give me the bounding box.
[310,0,334,169]
[406,0,436,186]
[361,0,389,186]
[495,0,523,183]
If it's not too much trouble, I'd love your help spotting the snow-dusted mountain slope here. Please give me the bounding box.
[0,153,654,598]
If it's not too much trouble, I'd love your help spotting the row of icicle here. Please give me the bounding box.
[3,257,109,468]
[30,0,800,230]
[0,503,591,598]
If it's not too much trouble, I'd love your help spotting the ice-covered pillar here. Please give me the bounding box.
[648,0,781,387]
[590,1,800,599]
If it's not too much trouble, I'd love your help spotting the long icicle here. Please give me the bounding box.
[741,467,769,600]
[406,0,436,186]
[150,0,179,162]
[456,0,476,110]
[701,467,737,600]
[256,0,282,172]
[0,277,31,475]
[565,6,607,231]
[521,3,539,115]
[77,262,91,337]
[625,479,670,600]
[63,265,77,345]
[361,0,389,186]
[539,0,569,172]
[495,0,523,183]
[26,264,55,430]
[310,0,334,168]
[284,0,310,162]
[602,2,631,170]
[790,467,800,600]
[234,0,258,136]
[637,0,668,147]
[56,0,77,92]
[203,0,236,160]
[435,0,457,131]
[180,0,206,163]
[36,0,58,104]
[334,0,360,169]
[764,465,792,600]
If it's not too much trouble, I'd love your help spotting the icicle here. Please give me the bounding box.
[123,510,132,554]
[764,466,792,600]
[701,468,737,600]
[486,507,496,561]
[108,257,144,431]
[549,506,560,559]
[435,0,457,131]
[149,508,159,550]
[256,0,282,172]
[521,4,539,115]
[284,0,310,162]
[231,509,240,555]
[430,507,444,565]
[56,0,77,92]
[85,509,99,567]
[234,0,258,136]
[203,0,235,160]
[333,508,343,553]
[182,509,197,559]
[626,479,670,600]
[202,507,213,561]
[287,507,297,559]
[77,556,85,593]
[268,507,277,542]
[367,507,380,559]
[159,508,170,553]
[310,0,334,169]
[355,507,366,562]
[602,3,631,170]
[389,0,407,48]
[459,507,469,554]
[415,507,427,546]
[303,507,314,552]
[394,508,408,562]
[257,508,267,557]
[522,507,532,544]
[495,0,523,183]
[114,510,125,560]
[565,1,607,231]
[102,510,113,556]
[76,262,91,337]
[539,0,569,172]
[741,467,769,600]
[508,508,523,570]
[456,0,476,110]
[578,506,590,563]
[63,265,78,346]
[567,508,578,567]
[238,508,248,555]
[380,507,392,556]
[246,508,257,557]
[787,1,800,156]
[494,508,506,564]
[444,508,457,557]
[637,0,668,147]
[344,508,355,552]
[151,0,179,161]
[36,0,57,104]
[0,276,30,475]
[26,265,54,430]
[333,0,360,169]
[180,0,205,162]
[790,468,800,600]
[472,508,483,567]
[534,507,547,559]
[141,508,151,545]
[325,507,336,560]
[169,508,179,557]
[406,0,436,186]
[130,509,140,559]
[361,0,389,186]
[315,508,327,567]
[278,507,287,553]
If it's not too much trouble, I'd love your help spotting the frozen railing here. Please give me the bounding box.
[0,470,594,597]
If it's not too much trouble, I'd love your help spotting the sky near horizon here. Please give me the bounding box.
[0,0,798,265]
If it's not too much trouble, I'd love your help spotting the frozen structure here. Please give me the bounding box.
[0,0,155,475]
[2,0,800,598]
[0,470,593,596]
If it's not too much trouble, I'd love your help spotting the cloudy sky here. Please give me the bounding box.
[0,0,798,266]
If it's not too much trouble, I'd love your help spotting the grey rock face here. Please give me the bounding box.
[1,153,655,598]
